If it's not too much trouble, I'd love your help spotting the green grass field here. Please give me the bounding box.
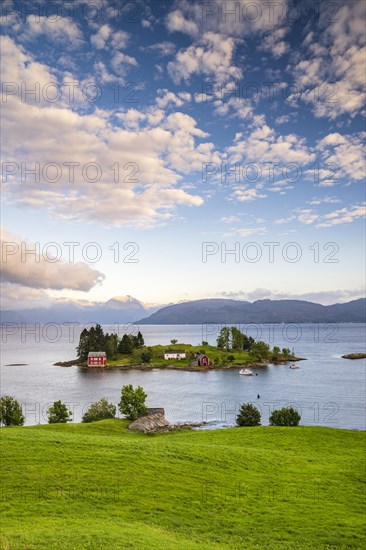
[1,421,365,549]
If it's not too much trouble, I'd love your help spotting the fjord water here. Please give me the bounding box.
[1,324,365,429]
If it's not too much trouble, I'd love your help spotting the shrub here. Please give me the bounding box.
[82,398,116,423]
[228,355,235,362]
[119,385,147,421]
[236,403,261,427]
[47,401,72,424]
[269,407,301,426]
[140,351,152,363]
[0,396,25,426]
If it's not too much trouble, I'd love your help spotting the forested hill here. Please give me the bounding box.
[138,298,366,324]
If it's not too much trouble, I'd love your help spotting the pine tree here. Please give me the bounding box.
[118,334,134,354]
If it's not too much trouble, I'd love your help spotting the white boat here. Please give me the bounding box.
[289,364,299,369]
[239,368,253,376]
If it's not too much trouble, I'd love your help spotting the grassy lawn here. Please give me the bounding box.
[106,343,280,368]
[1,421,365,549]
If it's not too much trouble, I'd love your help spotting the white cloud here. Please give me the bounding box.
[290,1,366,119]
[224,226,267,237]
[167,32,242,84]
[232,186,267,202]
[156,89,192,109]
[111,51,138,77]
[275,203,366,229]
[316,132,365,182]
[146,41,176,57]
[90,24,111,49]
[0,227,104,291]
[25,16,83,48]
[166,9,199,37]
[1,39,215,227]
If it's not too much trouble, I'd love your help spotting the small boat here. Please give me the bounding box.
[239,368,253,376]
[289,364,299,369]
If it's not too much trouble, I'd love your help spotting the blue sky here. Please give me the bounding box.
[1,0,365,309]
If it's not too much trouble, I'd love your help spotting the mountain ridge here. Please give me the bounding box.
[138,298,366,324]
[1,297,365,324]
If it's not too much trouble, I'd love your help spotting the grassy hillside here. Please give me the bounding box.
[105,343,294,368]
[1,422,365,549]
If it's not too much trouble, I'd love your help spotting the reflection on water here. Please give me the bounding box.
[1,324,365,429]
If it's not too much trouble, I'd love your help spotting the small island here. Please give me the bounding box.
[342,353,366,360]
[55,325,304,371]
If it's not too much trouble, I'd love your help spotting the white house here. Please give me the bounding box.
[164,349,186,360]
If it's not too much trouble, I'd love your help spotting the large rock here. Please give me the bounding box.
[128,408,170,433]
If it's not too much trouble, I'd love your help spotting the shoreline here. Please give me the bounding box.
[54,356,306,371]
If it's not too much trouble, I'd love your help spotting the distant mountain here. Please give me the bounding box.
[2,297,365,325]
[138,298,366,324]
[0,295,159,324]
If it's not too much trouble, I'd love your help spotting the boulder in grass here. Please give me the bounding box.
[128,408,170,433]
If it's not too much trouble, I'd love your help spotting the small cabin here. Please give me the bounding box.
[191,353,210,367]
[88,351,107,367]
[164,349,186,360]
[196,354,209,367]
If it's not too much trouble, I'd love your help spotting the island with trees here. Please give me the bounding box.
[55,324,304,370]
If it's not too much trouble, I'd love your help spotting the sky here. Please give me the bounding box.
[1,0,365,310]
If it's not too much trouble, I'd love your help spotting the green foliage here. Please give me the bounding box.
[82,399,116,423]
[228,355,235,362]
[119,385,147,421]
[118,334,134,354]
[47,401,72,424]
[140,351,152,363]
[170,339,178,345]
[77,326,146,360]
[236,403,261,427]
[269,407,301,426]
[282,348,292,357]
[216,326,230,350]
[201,341,208,346]
[136,331,145,348]
[217,326,256,352]
[250,340,271,361]
[0,396,25,426]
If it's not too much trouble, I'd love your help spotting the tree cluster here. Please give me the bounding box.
[216,326,292,361]
[77,324,145,360]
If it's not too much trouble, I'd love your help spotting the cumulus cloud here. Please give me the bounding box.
[316,132,365,182]
[289,0,366,119]
[167,32,242,84]
[0,227,105,291]
[1,39,214,227]
[25,16,83,48]
[166,0,290,55]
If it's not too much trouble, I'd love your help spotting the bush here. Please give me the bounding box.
[140,351,152,363]
[228,355,235,362]
[269,407,301,426]
[0,396,25,426]
[82,398,116,423]
[119,384,147,421]
[236,403,261,427]
[47,401,72,424]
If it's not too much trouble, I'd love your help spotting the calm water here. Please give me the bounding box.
[1,323,365,429]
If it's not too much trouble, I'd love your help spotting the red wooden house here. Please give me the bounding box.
[88,351,107,367]
[197,354,209,367]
